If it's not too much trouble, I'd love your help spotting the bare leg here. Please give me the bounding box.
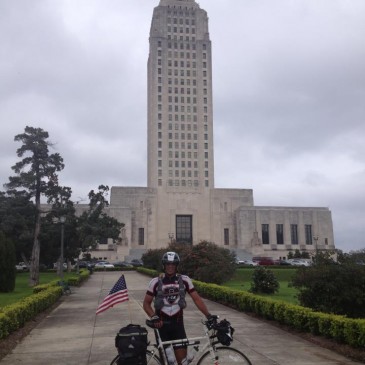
[174,347,187,365]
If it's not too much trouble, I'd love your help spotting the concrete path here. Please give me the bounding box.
[0,271,362,364]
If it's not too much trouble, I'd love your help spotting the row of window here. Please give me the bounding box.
[160,170,208,178]
[157,143,210,158]
[160,133,208,141]
[162,50,207,60]
[162,123,204,131]
[261,224,326,246]
[158,51,206,61]
[165,35,197,43]
[157,179,206,188]
[167,17,196,26]
[167,26,196,34]
[158,150,204,159]
[166,7,197,17]
[161,114,199,123]
[166,179,209,188]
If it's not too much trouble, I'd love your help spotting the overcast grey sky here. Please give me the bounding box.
[1,0,364,253]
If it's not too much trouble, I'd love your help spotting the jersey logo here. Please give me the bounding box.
[165,286,179,304]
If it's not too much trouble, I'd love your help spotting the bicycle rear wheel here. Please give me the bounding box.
[197,346,252,365]
[110,350,162,365]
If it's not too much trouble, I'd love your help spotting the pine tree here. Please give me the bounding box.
[5,126,64,286]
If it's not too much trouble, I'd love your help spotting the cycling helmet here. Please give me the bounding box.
[162,251,180,265]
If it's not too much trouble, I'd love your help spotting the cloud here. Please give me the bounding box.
[1,0,364,252]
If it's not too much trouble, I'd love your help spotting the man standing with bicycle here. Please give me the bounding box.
[143,251,213,365]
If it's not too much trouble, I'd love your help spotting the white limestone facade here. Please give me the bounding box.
[89,0,335,261]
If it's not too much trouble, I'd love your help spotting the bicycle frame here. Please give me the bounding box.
[147,319,217,365]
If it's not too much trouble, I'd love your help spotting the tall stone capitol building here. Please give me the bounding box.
[98,0,334,260]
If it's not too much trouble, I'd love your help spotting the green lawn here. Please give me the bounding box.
[224,267,299,304]
[0,272,75,308]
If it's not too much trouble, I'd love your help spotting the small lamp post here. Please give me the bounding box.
[59,216,66,280]
[168,233,174,244]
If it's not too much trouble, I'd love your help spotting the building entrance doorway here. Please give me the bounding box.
[176,215,192,244]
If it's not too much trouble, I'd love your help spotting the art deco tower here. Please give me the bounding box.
[107,0,334,255]
[147,0,214,191]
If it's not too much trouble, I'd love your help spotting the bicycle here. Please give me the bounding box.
[110,316,252,365]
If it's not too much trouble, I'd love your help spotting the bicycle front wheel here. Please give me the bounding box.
[110,350,162,365]
[197,346,252,365]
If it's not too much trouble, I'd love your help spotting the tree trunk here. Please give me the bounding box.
[29,193,41,287]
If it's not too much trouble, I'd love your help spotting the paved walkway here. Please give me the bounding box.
[0,271,362,364]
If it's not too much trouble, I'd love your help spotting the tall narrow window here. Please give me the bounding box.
[176,215,192,244]
[262,224,269,245]
[291,224,298,245]
[305,225,313,245]
[224,228,229,245]
[138,228,145,245]
[276,224,284,244]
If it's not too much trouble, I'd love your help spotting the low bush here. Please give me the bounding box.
[0,286,62,339]
[250,266,279,294]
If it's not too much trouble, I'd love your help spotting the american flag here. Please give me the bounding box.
[96,275,129,315]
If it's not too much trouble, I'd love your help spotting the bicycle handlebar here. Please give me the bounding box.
[146,315,219,330]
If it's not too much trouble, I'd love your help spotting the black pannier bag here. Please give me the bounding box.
[215,319,234,346]
[115,324,148,365]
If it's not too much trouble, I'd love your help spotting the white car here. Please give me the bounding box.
[95,262,115,269]
[15,262,28,271]
[243,260,259,266]
[289,259,311,267]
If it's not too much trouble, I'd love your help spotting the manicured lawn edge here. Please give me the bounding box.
[0,269,90,339]
[137,267,365,348]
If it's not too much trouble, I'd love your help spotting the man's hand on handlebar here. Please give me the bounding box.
[150,315,163,328]
[205,314,219,329]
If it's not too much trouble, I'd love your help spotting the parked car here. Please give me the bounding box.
[95,261,115,269]
[113,261,134,268]
[288,259,311,267]
[15,262,28,271]
[277,259,292,266]
[254,258,275,266]
[129,259,143,267]
[242,259,259,266]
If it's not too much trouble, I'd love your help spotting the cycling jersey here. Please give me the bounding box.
[146,274,195,318]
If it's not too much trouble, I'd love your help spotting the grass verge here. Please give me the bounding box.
[0,272,76,308]
[224,267,299,304]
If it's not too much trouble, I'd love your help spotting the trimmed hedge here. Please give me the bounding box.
[0,286,62,339]
[193,280,365,348]
[0,269,91,339]
[137,267,365,348]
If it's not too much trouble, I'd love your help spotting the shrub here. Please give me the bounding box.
[141,241,236,284]
[291,262,365,318]
[142,248,167,271]
[250,266,279,294]
[180,241,236,284]
[0,231,16,292]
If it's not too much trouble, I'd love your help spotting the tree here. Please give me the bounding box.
[178,241,236,284]
[0,189,35,263]
[40,185,78,272]
[250,266,279,294]
[0,231,16,292]
[141,241,236,284]
[77,185,124,253]
[290,257,365,318]
[4,126,64,286]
